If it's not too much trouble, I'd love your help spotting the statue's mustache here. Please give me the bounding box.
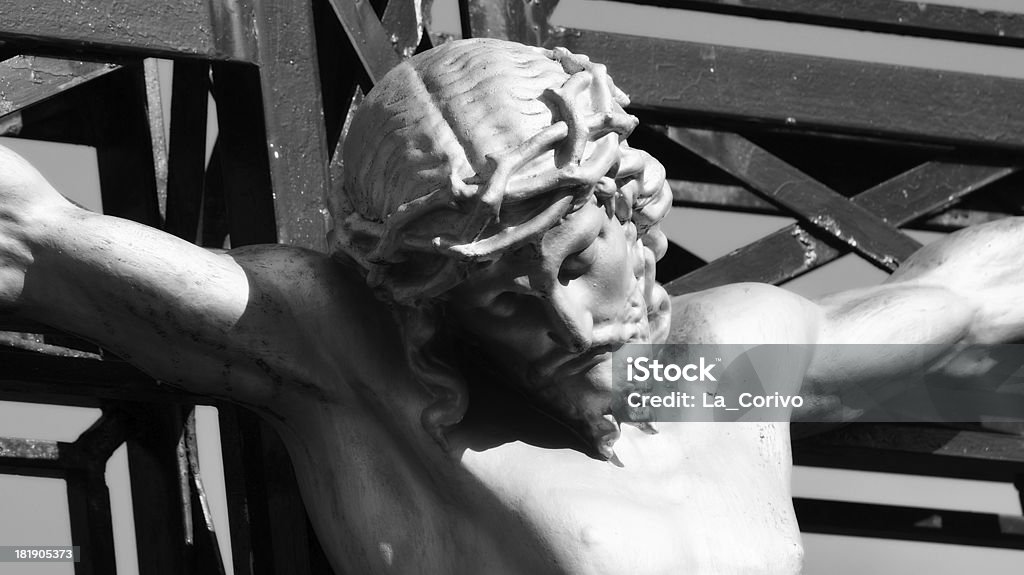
[531,282,650,381]
[536,344,620,379]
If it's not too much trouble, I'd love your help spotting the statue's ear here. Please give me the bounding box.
[399,305,468,452]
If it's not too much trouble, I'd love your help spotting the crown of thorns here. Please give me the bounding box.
[334,46,647,304]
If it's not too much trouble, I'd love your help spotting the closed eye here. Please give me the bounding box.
[558,241,599,285]
[488,292,520,318]
[486,290,544,319]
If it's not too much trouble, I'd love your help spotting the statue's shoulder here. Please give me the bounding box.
[667,282,820,345]
[227,244,371,294]
[223,243,407,391]
[226,243,393,333]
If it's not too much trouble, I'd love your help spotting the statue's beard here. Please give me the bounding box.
[516,278,656,461]
[451,274,671,461]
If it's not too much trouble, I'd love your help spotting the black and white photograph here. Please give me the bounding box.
[0,0,1023,573]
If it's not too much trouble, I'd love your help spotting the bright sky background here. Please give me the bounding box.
[2,1,1024,574]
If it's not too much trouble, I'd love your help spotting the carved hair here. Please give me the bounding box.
[328,38,672,451]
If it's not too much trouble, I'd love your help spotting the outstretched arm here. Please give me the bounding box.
[0,144,342,406]
[670,217,1024,418]
[803,217,1024,416]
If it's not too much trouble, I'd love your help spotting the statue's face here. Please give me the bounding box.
[332,39,673,454]
[447,187,653,454]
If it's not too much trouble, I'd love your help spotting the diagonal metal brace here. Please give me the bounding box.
[327,0,402,86]
[669,128,922,271]
[0,56,119,120]
[666,160,1019,294]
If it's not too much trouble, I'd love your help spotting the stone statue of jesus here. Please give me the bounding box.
[0,38,1021,574]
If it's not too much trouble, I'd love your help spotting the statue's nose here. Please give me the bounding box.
[545,289,594,352]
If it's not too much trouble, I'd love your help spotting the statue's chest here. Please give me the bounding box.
[457,422,804,574]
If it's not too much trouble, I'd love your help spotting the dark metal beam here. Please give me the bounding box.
[0,0,257,63]
[0,437,65,478]
[66,468,117,575]
[666,160,1018,293]
[552,30,1024,151]
[0,331,101,359]
[668,128,921,272]
[0,348,205,407]
[618,0,1024,48]
[208,64,278,247]
[212,0,333,251]
[0,437,60,459]
[67,412,125,575]
[94,62,165,225]
[1016,477,1024,515]
[794,497,1024,549]
[217,404,319,575]
[252,0,333,251]
[327,0,401,85]
[200,143,231,248]
[217,405,256,575]
[71,411,128,462]
[313,0,366,160]
[0,411,125,476]
[121,403,190,574]
[164,60,211,243]
[670,180,770,212]
[793,423,1024,483]
[855,162,1021,226]
[14,63,163,226]
[0,57,118,120]
[669,179,1018,232]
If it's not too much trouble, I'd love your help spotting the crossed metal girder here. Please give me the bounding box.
[0,404,228,575]
[670,128,923,270]
[0,412,123,573]
[661,128,1021,295]
[668,180,1019,232]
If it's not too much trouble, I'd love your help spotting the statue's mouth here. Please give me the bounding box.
[534,280,650,382]
[558,350,614,378]
[533,340,625,382]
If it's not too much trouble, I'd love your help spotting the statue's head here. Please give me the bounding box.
[329,38,672,459]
